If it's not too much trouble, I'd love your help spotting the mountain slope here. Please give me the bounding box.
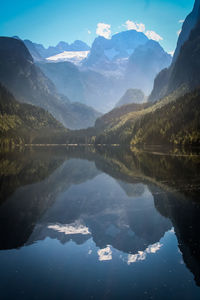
[167,20,200,94]
[0,37,100,129]
[84,30,148,70]
[94,88,200,146]
[91,13,200,147]
[38,61,86,103]
[173,0,200,62]
[130,89,200,146]
[149,0,200,103]
[38,61,117,112]
[125,40,172,94]
[115,89,145,107]
[23,39,44,62]
[149,20,200,103]
[0,83,68,145]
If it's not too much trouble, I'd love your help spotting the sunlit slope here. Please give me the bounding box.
[0,83,68,146]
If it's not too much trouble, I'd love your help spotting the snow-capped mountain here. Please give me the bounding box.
[46,50,90,65]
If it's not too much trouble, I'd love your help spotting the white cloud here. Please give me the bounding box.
[145,30,163,41]
[124,20,163,42]
[179,19,184,23]
[125,20,146,32]
[96,23,111,39]
[88,30,91,35]
[177,29,182,36]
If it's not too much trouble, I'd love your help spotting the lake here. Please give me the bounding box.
[0,146,200,300]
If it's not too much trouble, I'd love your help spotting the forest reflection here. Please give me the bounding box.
[0,146,200,286]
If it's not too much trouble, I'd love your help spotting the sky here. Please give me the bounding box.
[0,0,195,53]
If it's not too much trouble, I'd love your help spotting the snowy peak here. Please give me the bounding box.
[46,50,90,64]
[84,30,149,69]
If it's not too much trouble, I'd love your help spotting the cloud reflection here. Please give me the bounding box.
[127,242,163,265]
[98,246,112,261]
[48,222,90,235]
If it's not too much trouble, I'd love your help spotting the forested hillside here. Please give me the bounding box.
[93,88,200,146]
[0,83,68,146]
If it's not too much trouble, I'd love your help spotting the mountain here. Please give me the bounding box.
[173,0,200,62]
[45,50,90,65]
[38,61,118,112]
[23,39,44,62]
[0,37,100,129]
[167,20,200,94]
[38,31,171,112]
[92,87,200,146]
[0,83,68,146]
[90,5,200,146]
[70,40,90,51]
[130,89,200,146]
[149,0,200,103]
[25,39,90,59]
[95,102,150,132]
[115,89,145,107]
[38,61,86,103]
[125,40,172,94]
[84,30,148,74]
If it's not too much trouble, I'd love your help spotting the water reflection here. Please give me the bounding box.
[28,174,171,254]
[0,146,200,297]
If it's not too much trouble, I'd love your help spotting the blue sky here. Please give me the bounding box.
[0,0,195,53]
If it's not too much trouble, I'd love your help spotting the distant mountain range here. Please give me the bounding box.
[24,39,90,60]
[83,30,148,71]
[37,60,118,112]
[0,37,100,130]
[2,0,199,147]
[34,30,171,112]
[88,0,200,146]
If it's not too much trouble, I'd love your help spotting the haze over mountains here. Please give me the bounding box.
[0,37,100,130]
[23,38,90,62]
[149,0,200,103]
[90,0,200,146]
[22,30,171,112]
[0,0,199,147]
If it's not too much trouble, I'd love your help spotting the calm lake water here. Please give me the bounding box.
[0,146,200,300]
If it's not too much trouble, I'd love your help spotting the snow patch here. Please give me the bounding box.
[46,50,90,65]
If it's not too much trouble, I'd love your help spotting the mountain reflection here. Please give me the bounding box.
[0,146,200,286]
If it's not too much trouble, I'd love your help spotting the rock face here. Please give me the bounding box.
[38,61,85,103]
[38,31,171,112]
[149,0,200,103]
[0,37,100,129]
[125,40,172,95]
[173,0,200,62]
[38,61,116,112]
[23,39,43,62]
[115,89,145,107]
[167,20,200,94]
[84,30,149,73]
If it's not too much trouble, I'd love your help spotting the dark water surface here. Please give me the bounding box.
[0,146,200,300]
